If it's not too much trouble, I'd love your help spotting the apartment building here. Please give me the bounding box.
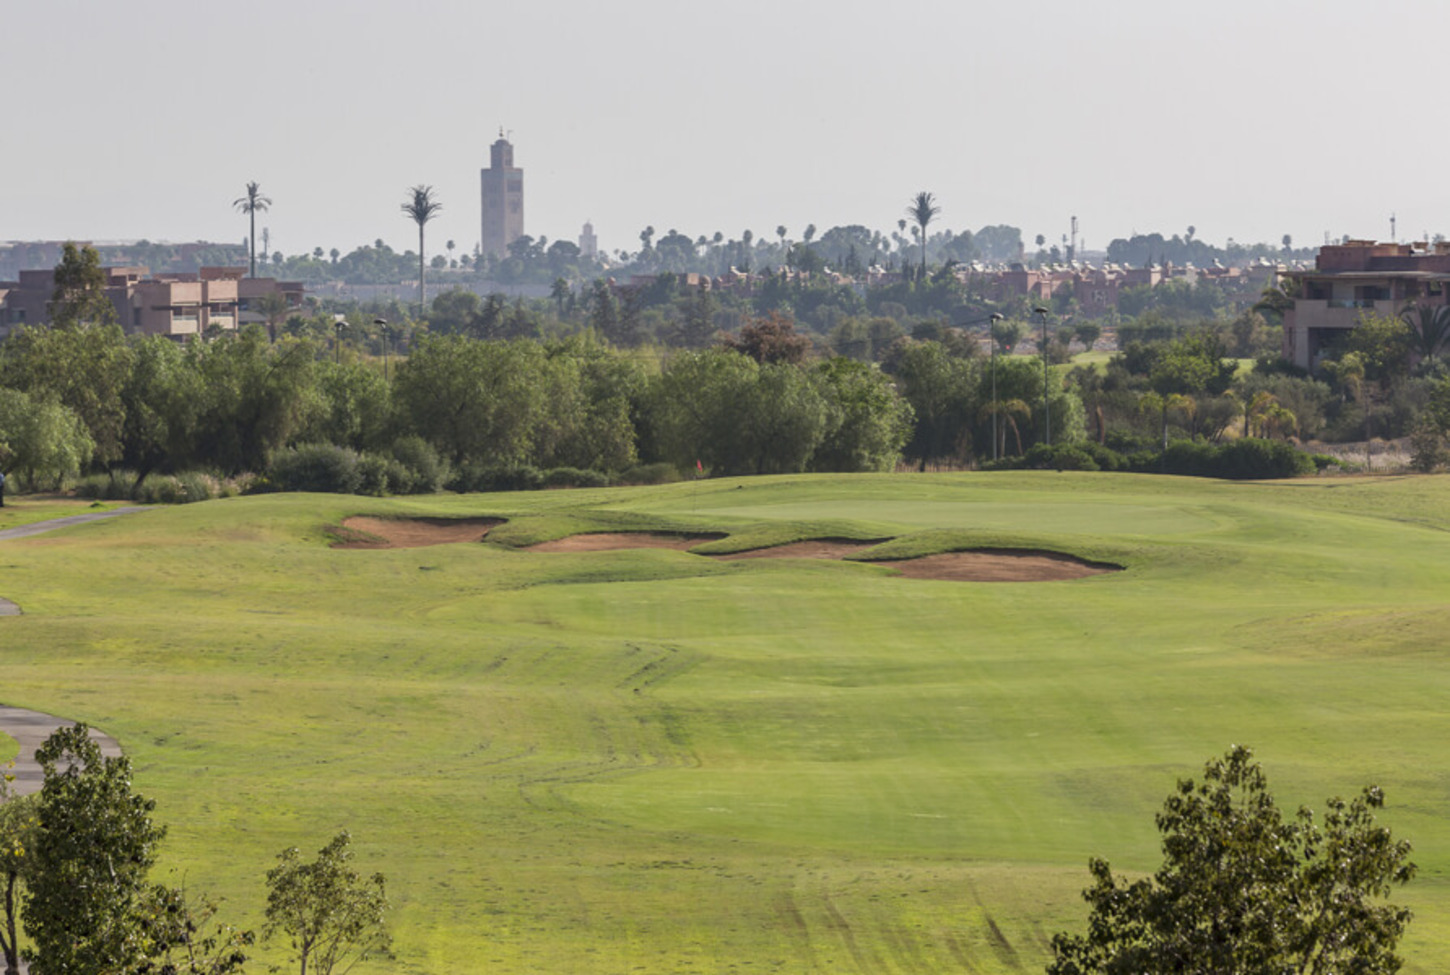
[0,266,303,339]
[1282,240,1450,369]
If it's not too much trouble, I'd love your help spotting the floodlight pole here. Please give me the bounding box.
[1035,306,1051,446]
[989,313,1003,461]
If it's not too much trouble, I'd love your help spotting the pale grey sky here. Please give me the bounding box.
[2,0,1445,258]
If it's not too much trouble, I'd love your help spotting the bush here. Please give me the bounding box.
[390,436,451,494]
[269,443,363,494]
[355,453,394,496]
[449,462,543,493]
[74,470,140,501]
[541,467,609,489]
[617,462,680,486]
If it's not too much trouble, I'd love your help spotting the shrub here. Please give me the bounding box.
[449,463,543,493]
[617,462,680,486]
[390,436,451,494]
[269,443,363,494]
[355,453,394,496]
[75,470,140,501]
[541,467,609,489]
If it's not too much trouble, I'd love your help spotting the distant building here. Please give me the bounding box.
[1282,240,1450,369]
[579,221,598,260]
[480,131,524,260]
[0,264,303,340]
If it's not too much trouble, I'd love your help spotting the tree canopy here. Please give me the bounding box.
[1048,745,1415,975]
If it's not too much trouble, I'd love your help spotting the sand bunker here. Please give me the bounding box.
[875,549,1119,582]
[527,532,1119,582]
[710,539,880,561]
[526,532,723,553]
[333,516,503,549]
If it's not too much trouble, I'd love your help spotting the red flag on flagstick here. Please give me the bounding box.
[696,459,703,472]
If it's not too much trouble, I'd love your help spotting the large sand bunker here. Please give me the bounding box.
[711,539,880,561]
[874,549,1119,582]
[526,532,723,553]
[333,516,503,549]
[528,533,1119,582]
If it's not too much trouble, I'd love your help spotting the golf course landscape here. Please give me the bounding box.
[2,471,1448,973]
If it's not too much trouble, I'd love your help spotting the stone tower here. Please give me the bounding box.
[480,130,523,260]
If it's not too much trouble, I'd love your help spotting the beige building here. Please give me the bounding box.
[480,131,524,260]
[0,265,303,339]
[1282,240,1450,370]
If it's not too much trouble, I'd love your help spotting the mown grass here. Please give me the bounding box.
[1,474,1449,973]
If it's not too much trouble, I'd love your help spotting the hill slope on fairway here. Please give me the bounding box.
[1,472,1448,973]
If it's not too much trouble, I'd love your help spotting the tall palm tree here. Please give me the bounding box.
[401,185,442,315]
[907,191,940,280]
[233,181,271,278]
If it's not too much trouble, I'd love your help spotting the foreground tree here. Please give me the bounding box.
[24,724,166,975]
[0,772,37,975]
[401,185,442,315]
[1047,745,1415,975]
[234,181,272,278]
[265,831,390,975]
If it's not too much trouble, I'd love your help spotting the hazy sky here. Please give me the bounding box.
[3,0,1446,259]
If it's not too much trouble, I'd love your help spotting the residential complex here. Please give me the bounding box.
[0,265,304,339]
[479,131,524,260]
[1282,240,1450,369]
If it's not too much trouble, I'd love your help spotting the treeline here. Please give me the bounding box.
[0,320,919,497]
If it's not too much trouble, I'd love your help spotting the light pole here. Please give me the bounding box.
[374,317,390,381]
[988,313,1003,461]
[333,316,348,365]
[1034,305,1051,446]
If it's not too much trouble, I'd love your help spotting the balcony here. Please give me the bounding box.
[1288,299,1400,331]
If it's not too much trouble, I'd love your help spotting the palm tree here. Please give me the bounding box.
[233,181,271,278]
[401,185,442,315]
[1400,303,1450,364]
[906,192,939,280]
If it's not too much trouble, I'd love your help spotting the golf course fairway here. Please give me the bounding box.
[1,471,1448,973]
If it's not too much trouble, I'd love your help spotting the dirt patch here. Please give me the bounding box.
[333,516,503,549]
[875,549,1120,582]
[526,532,723,553]
[711,539,881,561]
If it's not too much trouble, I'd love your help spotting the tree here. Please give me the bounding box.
[233,181,271,278]
[0,387,94,489]
[1399,303,1450,365]
[0,773,37,975]
[264,831,390,975]
[401,185,442,315]
[907,191,940,279]
[24,724,166,975]
[1048,745,1415,975]
[49,243,117,329]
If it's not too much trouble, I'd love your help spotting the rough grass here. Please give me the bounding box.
[2,474,1450,972]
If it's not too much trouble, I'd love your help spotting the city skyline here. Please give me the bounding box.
[2,0,1447,260]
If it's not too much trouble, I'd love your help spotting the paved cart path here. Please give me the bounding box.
[0,507,144,795]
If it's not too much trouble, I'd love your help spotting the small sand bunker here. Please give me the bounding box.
[876,549,1119,582]
[527,532,723,553]
[333,516,503,549]
[711,539,880,561]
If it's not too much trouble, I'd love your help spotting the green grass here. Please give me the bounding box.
[0,496,124,532]
[3,474,1450,972]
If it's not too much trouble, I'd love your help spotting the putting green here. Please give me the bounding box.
[0,473,1447,973]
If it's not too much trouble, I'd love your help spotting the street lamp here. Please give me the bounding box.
[332,315,348,365]
[988,313,1003,461]
[1034,305,1051,446]
[374,317,390,381]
